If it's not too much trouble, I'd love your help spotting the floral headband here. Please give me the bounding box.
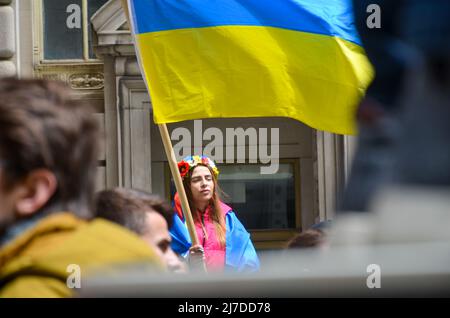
[177,155,219,179]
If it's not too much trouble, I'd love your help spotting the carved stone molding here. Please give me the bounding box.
[34,63,105,95]
[69,73,104,89]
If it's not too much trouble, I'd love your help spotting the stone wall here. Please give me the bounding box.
[0,0,16,78]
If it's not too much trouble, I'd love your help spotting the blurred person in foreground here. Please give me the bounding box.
[170,155,260,273]
[332,1,450,246]
[339,0,407,212]
[0,78,163,297]
[340,0,450,212]
[95,188,187,273]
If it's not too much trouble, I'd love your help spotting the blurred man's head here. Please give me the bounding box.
[287,229,327,249]
[95,188,186,273]
[0,78,99,235]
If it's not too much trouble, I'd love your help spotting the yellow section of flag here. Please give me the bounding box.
[135,25,372,134]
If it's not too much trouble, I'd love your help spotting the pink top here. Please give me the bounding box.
[194,205,225,271]
[174,193,232,272]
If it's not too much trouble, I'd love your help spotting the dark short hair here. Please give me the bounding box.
[95,188,174,235]
[287,229,325,249]
[0,78,99,218]
[310,220,332,231]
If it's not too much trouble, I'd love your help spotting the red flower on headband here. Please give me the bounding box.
[178,161,190,178]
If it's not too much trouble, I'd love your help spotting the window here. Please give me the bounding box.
[42,0,108,61]
[217,163,297,230]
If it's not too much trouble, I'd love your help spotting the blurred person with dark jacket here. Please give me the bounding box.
[393,0,450,186]
[327,1,450,256]
[0,78,163,297]
[95,188,187,273]
[340,0,450,212]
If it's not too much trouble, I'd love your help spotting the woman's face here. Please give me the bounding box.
[190,165,215,208]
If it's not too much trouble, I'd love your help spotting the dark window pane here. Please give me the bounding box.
[43,0,83,60]
[88,0,109,58]
[218,164,296,230]
[169,163,297,230]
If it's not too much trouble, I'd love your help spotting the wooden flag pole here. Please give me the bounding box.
[120,0,205,271]
[157,124,200,247]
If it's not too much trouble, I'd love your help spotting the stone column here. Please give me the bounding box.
[0,0,17,78]
[315,131,346,222]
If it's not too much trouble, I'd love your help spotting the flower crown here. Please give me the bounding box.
[177,155,219,179]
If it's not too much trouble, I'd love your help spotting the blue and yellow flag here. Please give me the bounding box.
[127,0,373,135]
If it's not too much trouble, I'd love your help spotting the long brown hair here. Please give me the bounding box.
[182,164,226,247]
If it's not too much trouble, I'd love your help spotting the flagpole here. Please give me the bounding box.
[120,0,205,271]
[157,124,200,248]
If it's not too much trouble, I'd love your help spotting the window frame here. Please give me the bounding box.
[35,0,104,64]
[164,158,302,250]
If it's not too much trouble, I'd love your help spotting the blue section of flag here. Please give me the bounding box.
[129,0,361,45]
[224,212,260,272]
[169,210,191,258]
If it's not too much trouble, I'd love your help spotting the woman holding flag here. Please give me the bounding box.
[169,155,259,272]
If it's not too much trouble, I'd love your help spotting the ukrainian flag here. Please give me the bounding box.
[127,0,373,135]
